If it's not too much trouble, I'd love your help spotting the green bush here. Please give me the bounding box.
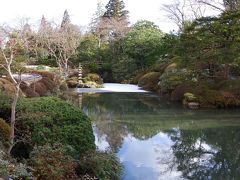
[15,97,95,156]
[159,69,196,93]
[30,144,78,180]
[218,80,240,94]
[77,151,122,180]
[84,73,102,84]
[198,89,240,108]
[88,62,98,73]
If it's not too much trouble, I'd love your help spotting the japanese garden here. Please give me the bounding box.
[0,0,240,179]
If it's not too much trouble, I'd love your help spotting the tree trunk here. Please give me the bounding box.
[64,59,68,78]
[224,64,230,79]
[8,84,20,155]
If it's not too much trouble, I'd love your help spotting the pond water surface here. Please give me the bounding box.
[78,83,240,180]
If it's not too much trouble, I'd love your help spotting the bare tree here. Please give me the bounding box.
[0,26,26,154]
[196,0,226,12]
[37,20,81,78]
[162,0,219,31]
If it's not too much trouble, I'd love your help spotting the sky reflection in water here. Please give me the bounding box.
[80,84,240,180]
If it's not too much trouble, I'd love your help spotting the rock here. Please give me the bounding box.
[188,102,200,109]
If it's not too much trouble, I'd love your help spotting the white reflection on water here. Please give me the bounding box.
[118,133,183,180]
[93,123,183,180]
[101,83,147,93]
[76,83,147,93]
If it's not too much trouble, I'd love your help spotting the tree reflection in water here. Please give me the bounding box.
[66,91,240,179]
[160,127,240,179]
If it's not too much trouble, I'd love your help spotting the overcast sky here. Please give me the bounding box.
[0,0,220,32]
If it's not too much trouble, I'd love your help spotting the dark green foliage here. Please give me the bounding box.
[111,55,137,82]
[15,97,95,156]
[159,33,179,58]
[124,20,164,69]
[75,34,99,63]
[176,11,240,75]
[77,151,122,180]
[104,0,129,21]
[159,69,196,93]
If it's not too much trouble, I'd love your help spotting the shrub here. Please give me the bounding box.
[29,77,58,96]
[0,93,11,120]
[59,81,68,91]
[40,77,57,92]
[171,84,195,101]
[0,78,20,97]
[0,149,31,179]
[0,118,10,146]
[164,63,177,73]
[198,89,240,108]
[159,69,196,93]
[218,80,240,96]
[20,82,39,97]
[31,70,56,81]
[15,97,95,156]
[131,70,149,84]
[138,72,161,91]
[0,78,12,85]
[30,82,48,96]
[151,62,169,73]
[77,151,122,180]
[30,144,77,180]
[84,73,102,84]
[88,62,98,73]
[66,77,78,88]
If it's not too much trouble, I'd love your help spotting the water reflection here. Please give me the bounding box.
[80,92,240,180]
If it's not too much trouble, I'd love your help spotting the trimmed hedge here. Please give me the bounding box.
[15,97,95,156]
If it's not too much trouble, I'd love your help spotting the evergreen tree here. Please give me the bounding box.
[103,0,129,21]
[61,10,71,28]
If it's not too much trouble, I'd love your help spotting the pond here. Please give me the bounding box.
[78,83,240,180]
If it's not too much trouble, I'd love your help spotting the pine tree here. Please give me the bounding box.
[61,10,71,28]
[103,0,129,21]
